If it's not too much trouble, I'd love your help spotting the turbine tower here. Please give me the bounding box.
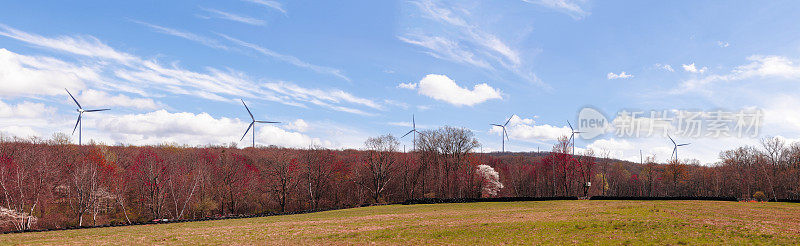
[567,120,583,157]
[66,89,109,145]
[490,115,514,152]
[240,99,280,148]
[668,134,690,162]
[401,114,422,152]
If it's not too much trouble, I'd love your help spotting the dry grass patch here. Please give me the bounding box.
[1,200,799,245]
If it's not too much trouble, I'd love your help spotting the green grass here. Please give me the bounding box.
[2,200,799,245]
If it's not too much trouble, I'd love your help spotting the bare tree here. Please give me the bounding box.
[66,149,100,227]
[416,126,480,198]
[760,137,785,201]
[261,151,299,213]
[358,135,400,203]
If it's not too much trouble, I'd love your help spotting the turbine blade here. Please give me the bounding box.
[503,128,509,141]
[241,99,254,120]
[65,88,82,109]
[72,114,81,135]
[677,143,690,146]
[401,130,414,138]
[412,114,415,129]
[85,109,110,112]
[668,134,676,145]
[567,120,573,131]
[255,121,280,123]
[504,115,513,126]
[490,124,503,127]
[240,122,254,141]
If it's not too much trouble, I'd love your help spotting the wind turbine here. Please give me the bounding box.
[240,99,280,148]
[65,89,109,145]
[567,120,583,157]
[668,134,690,162]
[401,114,422,152]
[490,115,514,152]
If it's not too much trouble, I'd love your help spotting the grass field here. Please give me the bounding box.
[2,200,799,245]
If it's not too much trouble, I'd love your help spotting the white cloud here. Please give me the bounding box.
[412,74,502,106]
[521,0,588,19]
[242,0,287,14]
[0,49,99,97]
[76,89,160,110]
[682,63,707,74]
[762,95,800,134]
[397,82,418,89]
[677,55,800,93]
[95,109,325,147]
[200,8,266,26]
[607,71,633,80]
[717,41,730,48]
[489,115,570,141]
[283,119,309,132]
[0,126,39,139]
[655,63,674,72]
[732,55,800,79]
[0,100,56,118]
[585,136,765,164]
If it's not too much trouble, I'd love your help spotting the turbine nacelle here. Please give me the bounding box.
[240,99,280,148]
[491,114,515,152]
[667,133,691,162]
[65,88,110,145]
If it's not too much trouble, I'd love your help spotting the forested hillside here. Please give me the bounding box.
[1,127,798,232]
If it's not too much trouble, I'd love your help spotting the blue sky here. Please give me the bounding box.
[1,0,800,164]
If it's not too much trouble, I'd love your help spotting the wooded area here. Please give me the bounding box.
[0,128,798,232]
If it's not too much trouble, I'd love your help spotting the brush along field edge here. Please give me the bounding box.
[1,200,799,245]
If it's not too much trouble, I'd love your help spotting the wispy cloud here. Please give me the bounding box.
[410,0,521,66]
[0,23,375,115]
[263,81,382,115]
[399,34,492,69]
[131,20,230,50]
[399,0,546,87]
[200,8,266,26]
[130,21,349,82]
[242,0,287,14]
[218,33,350,82]
[0,24,136,62]
[655,63,674,72]
[521,0,589,19]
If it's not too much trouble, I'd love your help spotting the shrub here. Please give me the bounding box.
[753,191,767,202]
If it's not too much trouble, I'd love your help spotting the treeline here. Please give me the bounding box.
[0,128,798,232]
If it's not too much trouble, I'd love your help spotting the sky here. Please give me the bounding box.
[2,0,800,164]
